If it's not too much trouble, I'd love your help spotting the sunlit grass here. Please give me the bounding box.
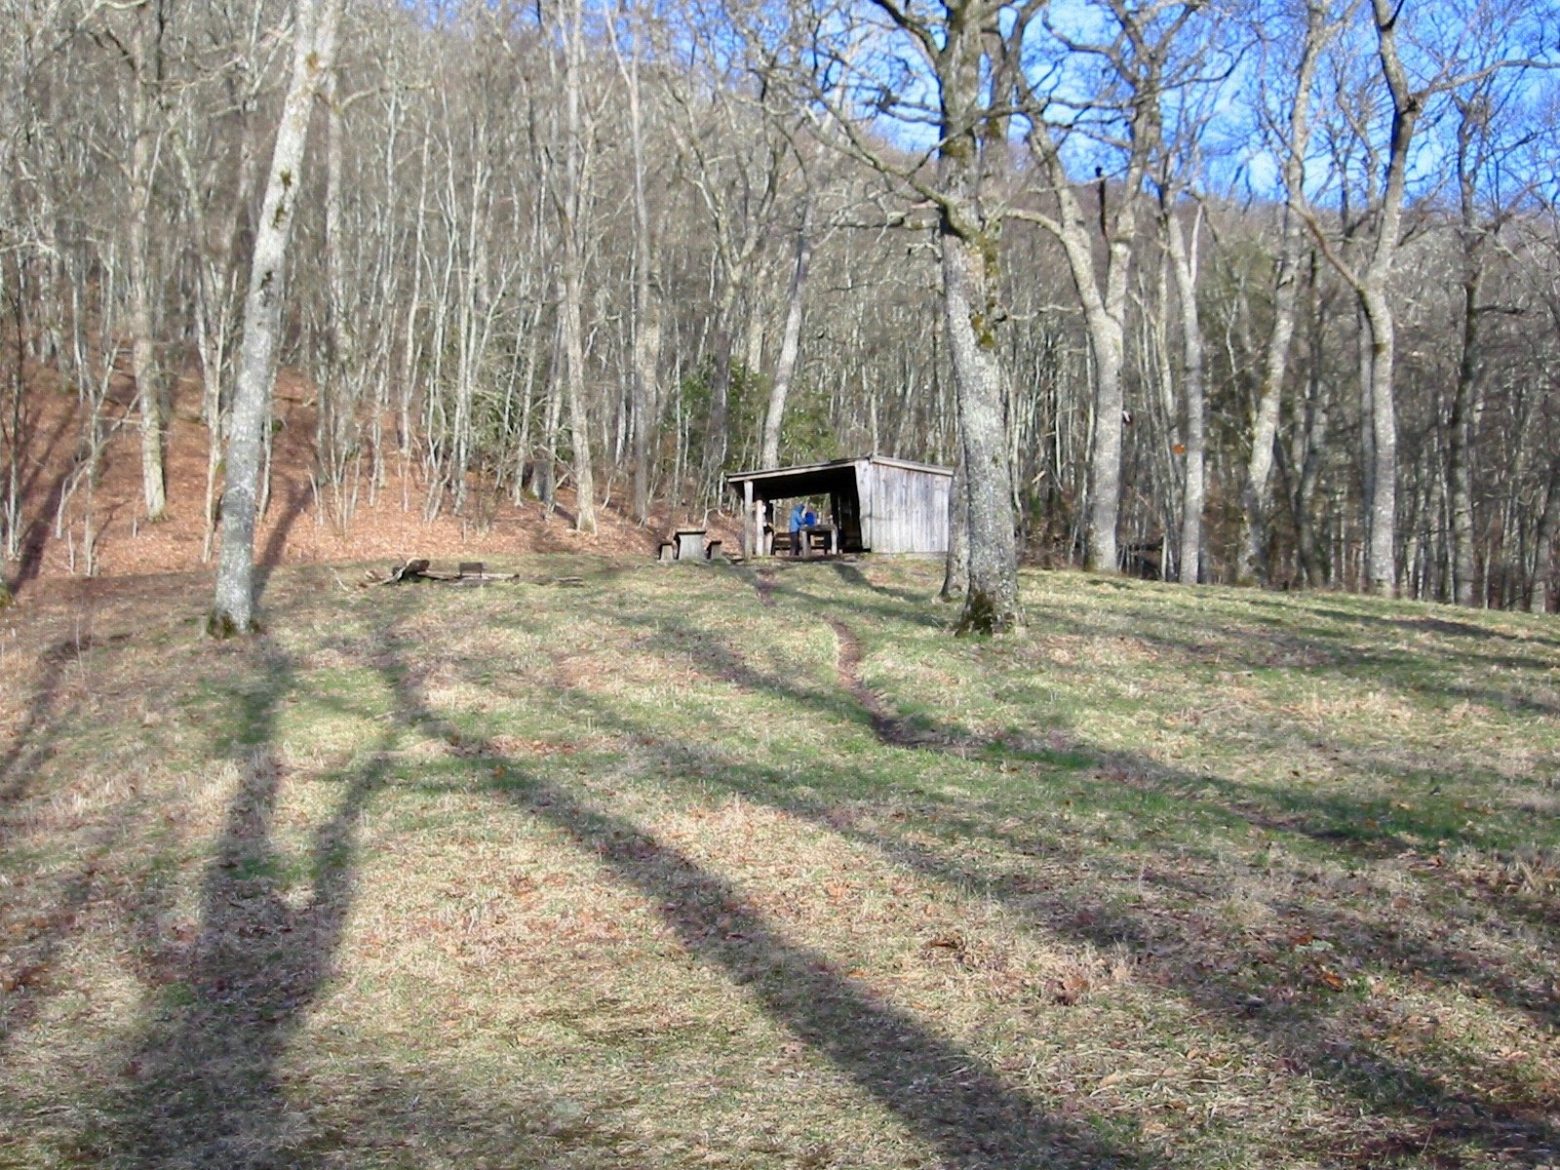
[1,557,1556,1168]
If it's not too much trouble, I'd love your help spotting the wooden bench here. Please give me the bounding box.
[771,526,837,558]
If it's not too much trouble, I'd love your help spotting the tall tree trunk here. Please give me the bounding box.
[1165,208,1205,584]
[1359,290,1398,595]
[705,285,737,489]
[1082,300,1126,574]
[172,95,260,562]
[1294,262,1331,588]
[932,2,1021,633]
[1300,0,1423,597]
[1531,454,1559,614]
[1017,159,1139,575]
[941,227,1019,632]
[630,260,662,525]
[1448,267,1482,607]
[610,10,661,526]
[319,46,365,527]
[559,0,595,533]
[1447,84,1502,609]
[2,255,23,567]
[1237,0,1331,586]
[939,452,969,600]
[129,0,166,522]
[210,0,341,635]
[761,199,813,469]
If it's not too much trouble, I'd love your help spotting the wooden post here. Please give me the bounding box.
[743,480,756,557]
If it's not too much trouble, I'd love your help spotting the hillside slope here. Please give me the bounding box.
[4,368,735,597]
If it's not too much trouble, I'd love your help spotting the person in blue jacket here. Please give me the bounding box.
[788,501,807,556]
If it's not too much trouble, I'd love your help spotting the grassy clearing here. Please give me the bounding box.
[1,556,1556,1169]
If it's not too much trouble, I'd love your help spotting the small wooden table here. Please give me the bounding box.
[798,524,838,559]
[673,528,708,561]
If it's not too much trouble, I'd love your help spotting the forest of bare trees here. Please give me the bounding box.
[2,0,1557,625]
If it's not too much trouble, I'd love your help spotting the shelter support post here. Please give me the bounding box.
[744,481,757,557]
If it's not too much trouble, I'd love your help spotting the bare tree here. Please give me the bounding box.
[124,0,169,522]
[1297,0,1542,595]
[1236,0,1339,585]
[824,0,1027,630]
[1011,0,1206,575]
[606,2,664,523]
[761,194,813,468]
[553,0,596,533]
[210,0,342,635]
[1162,198,1206,582]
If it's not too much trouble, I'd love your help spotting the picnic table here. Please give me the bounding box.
[674,528,708,560]
[658,528,722,562]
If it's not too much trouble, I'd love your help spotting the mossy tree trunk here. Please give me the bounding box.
[934,0,1020,634]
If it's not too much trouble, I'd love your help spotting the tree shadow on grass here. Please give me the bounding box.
[609,603,1547,862]
[510,593,1559,1166]
[0,632,143,1048]
[1121,596,1560,713]
[12,622,668,1170]
[267,1057,651,1168]
[1282,599,1559,649]
[107,640,386,1168]
[560,695,1560,1165]
[375,638,1163,1170]
[824,795,1560,1162]
[7,397,81,596]
[0,633,96,822]
[0,799,150,1054]
[830,560,937,605]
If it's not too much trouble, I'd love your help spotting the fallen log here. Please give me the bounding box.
[369,559,521,586]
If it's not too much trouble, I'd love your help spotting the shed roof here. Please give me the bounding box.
[725,455,951,501]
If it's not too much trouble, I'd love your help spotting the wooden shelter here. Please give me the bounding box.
[726,455,953,558]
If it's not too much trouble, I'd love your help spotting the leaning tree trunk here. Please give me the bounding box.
[1359,287,1398,596]
[761,199,813,469]
[209,0,340,636]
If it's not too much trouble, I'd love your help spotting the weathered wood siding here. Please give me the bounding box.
[726,454,952,556]
[861,460,951,553]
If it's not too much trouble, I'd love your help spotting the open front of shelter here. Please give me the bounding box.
[726,455,953,559]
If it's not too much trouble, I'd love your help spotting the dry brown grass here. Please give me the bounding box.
[1,557,1557,1168]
